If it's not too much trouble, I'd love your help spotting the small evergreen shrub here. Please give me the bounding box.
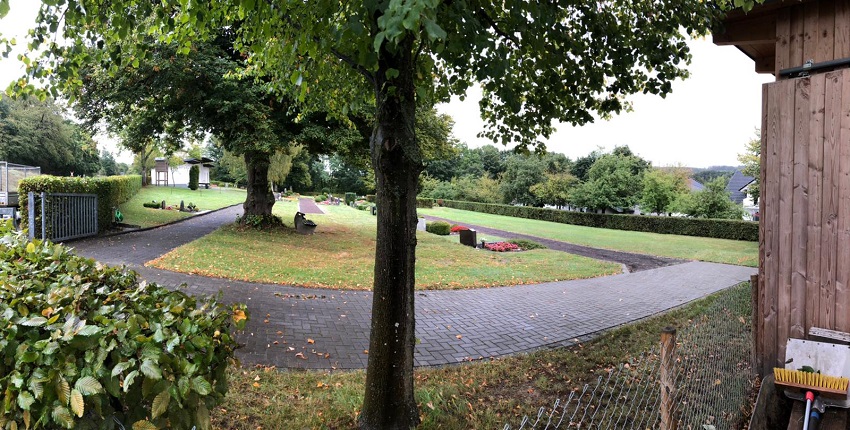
[0,225,247,429]
[344,192,357,205]
[188,165,200,190]
[314,194,326,203]
[143,201,160,209]
[425,220,451,235]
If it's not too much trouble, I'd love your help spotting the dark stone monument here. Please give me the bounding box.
[459,229,477,247]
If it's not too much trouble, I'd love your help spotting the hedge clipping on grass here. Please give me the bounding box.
[0,224,248,429]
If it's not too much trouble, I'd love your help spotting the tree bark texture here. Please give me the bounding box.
[358,37,423,430]
[242,150,275,217]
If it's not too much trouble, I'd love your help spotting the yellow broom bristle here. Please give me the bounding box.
[773,367,850,392]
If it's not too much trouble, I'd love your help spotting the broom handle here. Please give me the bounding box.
[803,391,814,430]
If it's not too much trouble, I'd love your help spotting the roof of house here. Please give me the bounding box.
[727,170,755,205]
[688,178,705,192]
[183,157,215,166]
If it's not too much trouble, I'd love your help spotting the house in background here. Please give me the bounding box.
[151,157,213,188]
[726,170,756,219]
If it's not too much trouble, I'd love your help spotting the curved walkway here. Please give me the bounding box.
[297,197,325,214]
[68,207,756,370]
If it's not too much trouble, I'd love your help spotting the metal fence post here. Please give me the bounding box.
[40,192,46,240]
[660,327,677,430]
[27,191,35,240]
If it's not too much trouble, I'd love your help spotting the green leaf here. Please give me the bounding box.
[423,19,447,41]
[123,370,139,393]
[132,420,158,430]
[70,389,84,417]
[76,326,101,337]
[191,376,211,396]
[17,391,34,410]
[20,317,47,327]
[51,406,74,429]
[195,402,211,430]
[0,1,10,19]
[111,361,133,377]
[74,376,103,395]
[140,360,162,380]
[151,389,170,419]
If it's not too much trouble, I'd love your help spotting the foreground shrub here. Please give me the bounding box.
[425,221,451,235]
[0,226,247,429]
[508,239,546,250]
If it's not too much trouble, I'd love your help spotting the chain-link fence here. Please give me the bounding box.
[505,282,756,429]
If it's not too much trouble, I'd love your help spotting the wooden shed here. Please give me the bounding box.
[715,0,850,376]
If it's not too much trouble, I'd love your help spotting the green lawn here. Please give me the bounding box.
[418,207,759,267]
[148,200,621,290]
[212,283,751,429]
[119,186,246,228]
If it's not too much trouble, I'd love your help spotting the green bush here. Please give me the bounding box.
[508,239,547,250]
[425,220,451,235]
[440,200,758,242]
[314,194,326,203]
[188,165,200,191]
[344,192,356,205]
[0,225,247,429]
[19,175,142,233]
[143,201,160,209]
[416,197,434,209]
[356,203,371,211]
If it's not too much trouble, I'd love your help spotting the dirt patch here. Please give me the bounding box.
[423,215,685,273]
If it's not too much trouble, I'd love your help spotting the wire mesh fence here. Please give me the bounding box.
[505,282,756,430]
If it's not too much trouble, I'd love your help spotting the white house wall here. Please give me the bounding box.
[150,164,211,186]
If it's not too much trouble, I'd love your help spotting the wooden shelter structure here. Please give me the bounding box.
[715,0,850,376]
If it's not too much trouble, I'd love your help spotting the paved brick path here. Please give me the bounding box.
[68,206,756,370]
[297,197,325,214]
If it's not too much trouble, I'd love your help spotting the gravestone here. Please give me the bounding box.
[459,229,477,247]
[416,217,426,231]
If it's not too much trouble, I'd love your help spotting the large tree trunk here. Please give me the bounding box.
[242,150,275,217]
[358,36,422,430]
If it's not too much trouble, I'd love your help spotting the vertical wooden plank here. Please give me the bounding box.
[776,8,792,78]
[802,2,819,63]
[758,83,769,376]
[789,5,806,68]
[764,81,782,372]
[836,70,850,333]
[778,77,796,364]
[791,77,810,341]
[820,71,842,330]
[807,73,826,335]
[818,0,836,63]
[836,0,850,59]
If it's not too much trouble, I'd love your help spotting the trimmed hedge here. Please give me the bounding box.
[188,165,200,190]
[416,197,434,209]
[425,220,451,235]
[440,200,758,242]
[344,192,356,205]
[365,194,376,203]
[19,175,142,233]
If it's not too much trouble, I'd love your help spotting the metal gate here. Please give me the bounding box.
[28,192,98,242]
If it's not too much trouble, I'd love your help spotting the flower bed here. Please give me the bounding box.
[484,241,520,252]
[450,224,470,233]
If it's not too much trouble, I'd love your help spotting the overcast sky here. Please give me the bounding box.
[0,2,773,168]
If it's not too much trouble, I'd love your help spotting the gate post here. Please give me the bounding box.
[27,192,35,240]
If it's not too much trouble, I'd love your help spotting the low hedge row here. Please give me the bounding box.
[439,200,758,242]
[416,197,434,209]
[19,175,142,233]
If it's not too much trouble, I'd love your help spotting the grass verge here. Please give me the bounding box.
[148,200,621,290]
[420,207,758,267]
[213,283,752,429]
[119,186,246,228]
